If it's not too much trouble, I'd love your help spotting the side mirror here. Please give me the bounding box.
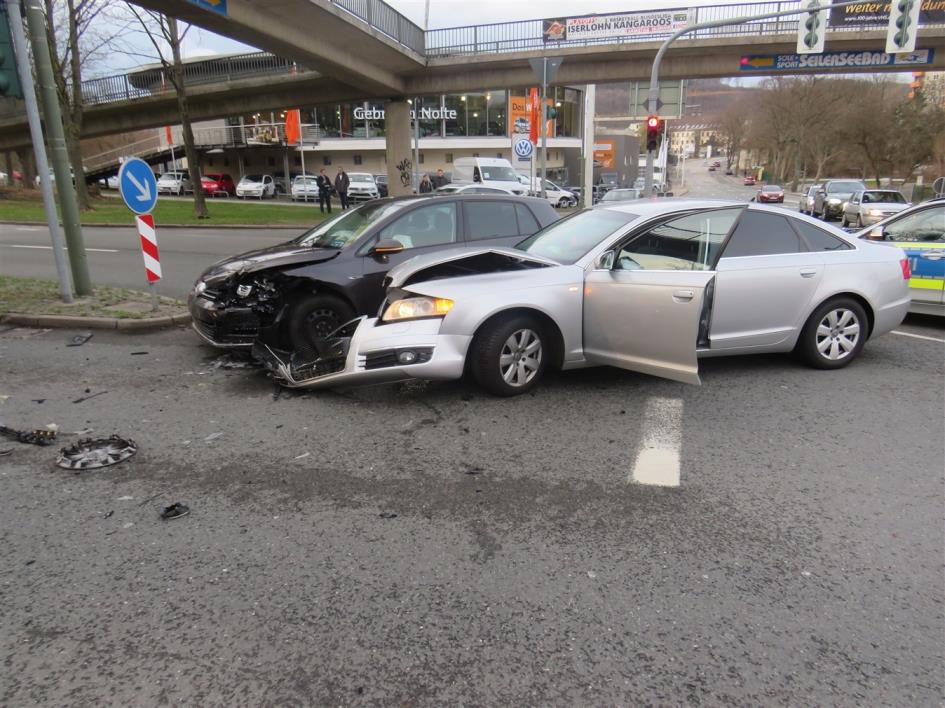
[867,227,884,241]
[371,239,405,256]
[596,250,615,270]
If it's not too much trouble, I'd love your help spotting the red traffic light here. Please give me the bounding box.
[647,116,660,128]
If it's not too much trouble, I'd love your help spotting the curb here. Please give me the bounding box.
[1,311,191,331]
[0,220,304,229]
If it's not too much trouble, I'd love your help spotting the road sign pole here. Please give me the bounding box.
[4,0,71,302]
[540,58,547,199]
[643,0,879,193]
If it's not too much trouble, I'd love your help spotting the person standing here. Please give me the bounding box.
[334,166,350,210]
[431,168,449,189]
[316,168,332,213]
[418,174,433,193]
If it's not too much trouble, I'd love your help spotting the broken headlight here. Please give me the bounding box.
[236,283,253,297]
[382,296,453,322]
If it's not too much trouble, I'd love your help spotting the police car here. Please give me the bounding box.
[858,199,944,316]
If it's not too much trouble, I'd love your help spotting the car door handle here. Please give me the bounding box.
[672,289,694,302]
[800,268,818,278]
[920,252,944,260]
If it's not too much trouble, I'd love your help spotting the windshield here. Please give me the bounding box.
[293,176,317,185]
[293,201,410,249]
[863,191,906,203]
[350,174,374,182]
[762,185,782,192]
[241,175,263,183]
[601,189,640,202]
[516,209,635,264]
[480,165,518,181]
[160,173,182,180]
[828,181,864,193]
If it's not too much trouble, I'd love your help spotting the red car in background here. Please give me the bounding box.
[743,175,756,186]
[756,184,784,203]
[200,173,236,197]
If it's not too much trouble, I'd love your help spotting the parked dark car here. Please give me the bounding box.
[813,179,867,221]
[189,195,560,351]
[374,174,389,197]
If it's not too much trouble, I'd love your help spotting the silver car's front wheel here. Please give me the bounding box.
[798,298,868,370]
[499,328,543,387]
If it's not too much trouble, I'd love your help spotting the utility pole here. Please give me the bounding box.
[581,84,595,209]
[24,0,90,295]
[412,98,420,192]
[4,0,71,302]
[539,57,547,199]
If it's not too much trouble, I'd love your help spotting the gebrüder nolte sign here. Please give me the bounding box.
[543,10,689,42]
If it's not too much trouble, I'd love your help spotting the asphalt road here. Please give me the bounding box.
[0,317,942,704]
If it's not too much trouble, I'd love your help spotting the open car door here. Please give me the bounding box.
[582,207,740,384]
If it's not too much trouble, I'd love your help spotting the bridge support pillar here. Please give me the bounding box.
[385,99,413,197]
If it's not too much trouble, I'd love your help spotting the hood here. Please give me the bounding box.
[200,243,340,282]
[385,246,559,288]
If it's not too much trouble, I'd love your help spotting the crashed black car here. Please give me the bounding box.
[189,194,559,350]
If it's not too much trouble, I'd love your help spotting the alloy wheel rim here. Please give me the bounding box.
[306,307,339,338]
[815,308,860,361]
[499,328,542,387]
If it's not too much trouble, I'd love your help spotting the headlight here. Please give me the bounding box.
[194,281,207,294]
[382,296,453,322]
[828,198,841,205]
[867,209,883,217]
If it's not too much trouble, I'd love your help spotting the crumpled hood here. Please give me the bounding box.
[385,246,559,288]
[200,243,340,283]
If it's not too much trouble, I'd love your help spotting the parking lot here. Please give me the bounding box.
[1,316,942,705]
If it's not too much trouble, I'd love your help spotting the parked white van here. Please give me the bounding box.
[451,157,526,195]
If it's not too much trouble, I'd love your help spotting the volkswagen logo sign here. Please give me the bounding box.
[513,139,534,159]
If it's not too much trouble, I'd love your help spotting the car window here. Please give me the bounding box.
[791,219,853,251]
[722,211,805,257]
[615,208,738,271]
[465,202,520,241]
[827,181,865,193]
[882,207,945,243]
[514,204,540,235]
[297,201,411,249]
[378,202,458,250]
[517,209,634,264]
[865,191,906,204]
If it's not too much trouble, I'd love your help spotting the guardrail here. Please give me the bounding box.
[331,0,425,54]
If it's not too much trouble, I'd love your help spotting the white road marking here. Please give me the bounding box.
[892,330,945,343]
[630,397,683,488]
[7,244,119,253]
[13,226,41,231]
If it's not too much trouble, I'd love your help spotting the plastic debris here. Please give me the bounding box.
[56,435,137,470]
[204,432,223,442]
[130,351,148,356]
[0,448,12,457]
[72,391,107,404]
[70,428,94,436]
[31,399,45,404]
[0,425,57,446]
[294,452,310,460]
[378,512,398,519]
[160,503,190,520]
[66,333,93,347]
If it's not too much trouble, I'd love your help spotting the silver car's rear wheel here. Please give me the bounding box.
[797,298,868,370]
[499,328,543,387]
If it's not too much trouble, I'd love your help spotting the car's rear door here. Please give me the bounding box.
[461,199,544,247]
[583,208,738,384]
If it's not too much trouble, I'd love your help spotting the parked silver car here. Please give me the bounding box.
[799,184,822,215]
[841,189,910,228]
[258,200,910,396]
[290,175,319,202]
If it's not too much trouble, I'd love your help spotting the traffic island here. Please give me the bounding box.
[0,275,190,330]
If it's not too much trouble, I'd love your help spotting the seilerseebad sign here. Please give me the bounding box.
[543,10,689,42]
[739,48,936,71]
[354,107,458,121]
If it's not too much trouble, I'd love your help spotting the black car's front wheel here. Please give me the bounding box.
[470,315,549,396]
[796,297,868,370]
[285,293,356,352]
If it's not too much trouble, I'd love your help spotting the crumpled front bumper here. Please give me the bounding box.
[254,316,470,389]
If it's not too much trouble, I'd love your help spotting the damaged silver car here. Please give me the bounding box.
[256,199,911,396]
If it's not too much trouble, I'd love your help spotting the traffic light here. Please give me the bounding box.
[796,0,826,55]
[0,7,24,99]
[886,0,921,54]
[646,115,661,152]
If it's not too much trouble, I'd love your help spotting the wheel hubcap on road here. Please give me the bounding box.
[499,328,542,387]
[815,308,860,361]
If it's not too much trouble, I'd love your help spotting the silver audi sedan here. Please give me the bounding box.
[258,200,911,396]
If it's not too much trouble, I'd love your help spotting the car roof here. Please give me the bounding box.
[596,197,742,216]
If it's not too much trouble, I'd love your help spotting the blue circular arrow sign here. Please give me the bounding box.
[118,157,158,215]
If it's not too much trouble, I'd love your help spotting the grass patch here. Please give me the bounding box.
[0,191,331,227]
[0,275,187,319]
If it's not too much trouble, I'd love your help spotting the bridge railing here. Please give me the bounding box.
[330,0,425,54]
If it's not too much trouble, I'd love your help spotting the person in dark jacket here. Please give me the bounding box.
[431,168,449,189]
[418,173,433,193]
[334,166,350,210]
[316,169,332,213]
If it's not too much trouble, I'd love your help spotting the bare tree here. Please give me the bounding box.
[124,6,208,218]
[717,98,751,172]
[42,0,130,210]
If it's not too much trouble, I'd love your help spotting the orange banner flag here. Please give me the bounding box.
[285,109,301,145]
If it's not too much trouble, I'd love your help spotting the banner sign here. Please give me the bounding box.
[739,48,935,71]
[593,141,615,169]
[543,10,689,42]
[829,0,945,27]
[508,93,553,139]
[353,106,457,121]
[187,0,227,16]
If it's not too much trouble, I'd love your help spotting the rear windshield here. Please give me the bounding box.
[827,181,864,193]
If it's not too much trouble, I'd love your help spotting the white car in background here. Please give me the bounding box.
[236,174,275,199]
[346,172,380,202]
[156,171,191,196]
[290,175,319,202]
[435,183,515,196]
